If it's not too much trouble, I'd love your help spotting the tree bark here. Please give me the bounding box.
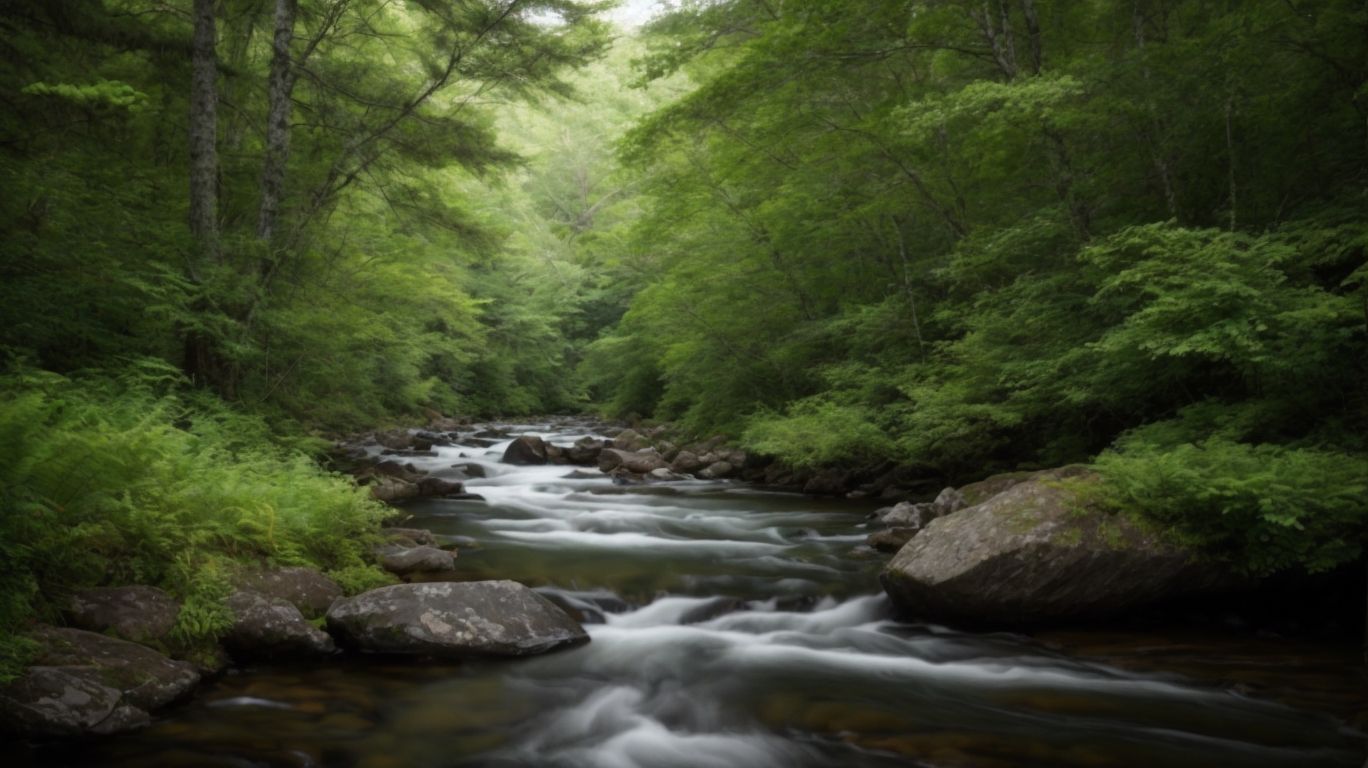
[189,0,219,263]
[257,0,297,243]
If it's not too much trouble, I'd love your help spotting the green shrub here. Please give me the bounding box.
[0,366,390,680]
[742,400,897,470]
[1096,438,1368,576]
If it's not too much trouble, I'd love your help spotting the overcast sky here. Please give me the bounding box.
[607,0,666,28]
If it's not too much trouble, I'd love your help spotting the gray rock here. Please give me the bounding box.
[223,591,336,658]
[417,476,464,497]
[879,501,940,530]
[867,528,919,553]
[66,586,180,643]
[698,460,735,479]
[670,450,704,474]
[802,469,852,496]
[90,703,151,735]
[368,476,419,504]
[382,527,438,546]
[0,666,122,736]
[502,435,549,465]
[29,626,200,713]
[452,462,488,478]
[934,486,968,514]
[566,437,605,466]
[956,470,1034,507]
[326,581,588,657]
[647,467,687,482]
[880,469,1233,624]
[373,429,414,450]
[380,545,456,576]
[233,567,343,619]
[597,448,668,474]
[611,428,648,452]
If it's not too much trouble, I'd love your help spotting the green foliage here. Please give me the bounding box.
[0,367,390,679]
[742,401,896,470]
[1097,439,1368,576]
[576,0,1368,577]
[327,564,399,596]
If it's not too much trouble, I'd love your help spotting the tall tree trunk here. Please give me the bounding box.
[257,0,297,244]
[1019,0,1042,75]
[189,0,219,263]
[186,0,230,394]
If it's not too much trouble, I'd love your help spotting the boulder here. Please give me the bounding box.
[382,527,438,546]
[417,476,465,497]
[66,586,180,643]
[956,470,1034,507]
[0,666,125,736]
[0,626,201,736]
[698,460,735,480]
[597,448,668,475]
[647,467,687,482]
[502,435,549,465]
[373,430,413,450]
[233,567,343,619]
[452,462,488,479]
[380,545,456,577]
[878,501,941,530]
[223,591,336,658]
[868,528,918,553]
[369,476,419,504]
[611,428,648,452]
[325,581,588,657]
[372,459,423,481]
[802,469,852,496]
[670,450,705,474]
[934,486,968,514]
[566,437,605,465]
[880,469,1233,624]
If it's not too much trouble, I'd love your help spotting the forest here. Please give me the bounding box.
[1,0,1367,764]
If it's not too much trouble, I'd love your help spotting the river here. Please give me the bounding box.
[23,422,1367,767]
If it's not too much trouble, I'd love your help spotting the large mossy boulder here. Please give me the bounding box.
[0,626,200,736]
[880,468,1233,624]
[326,581,588,657]
[65,586,180,643]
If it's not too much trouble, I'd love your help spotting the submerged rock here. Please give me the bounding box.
[66,586,180,643]
[326,581,588,657]
[223,591,336,659]
[880,468,1233,624]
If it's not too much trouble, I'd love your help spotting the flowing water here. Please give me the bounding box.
[22,422,1368,767]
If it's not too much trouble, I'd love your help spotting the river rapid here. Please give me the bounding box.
[24,421,1367,767]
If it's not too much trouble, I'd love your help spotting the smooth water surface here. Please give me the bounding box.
[21,422,1367,767]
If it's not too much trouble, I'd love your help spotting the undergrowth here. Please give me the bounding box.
[0,364,391,682]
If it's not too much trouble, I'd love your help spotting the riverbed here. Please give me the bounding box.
[21,422,1367,767]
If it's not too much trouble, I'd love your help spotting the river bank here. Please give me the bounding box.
[10,419,1365,767]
